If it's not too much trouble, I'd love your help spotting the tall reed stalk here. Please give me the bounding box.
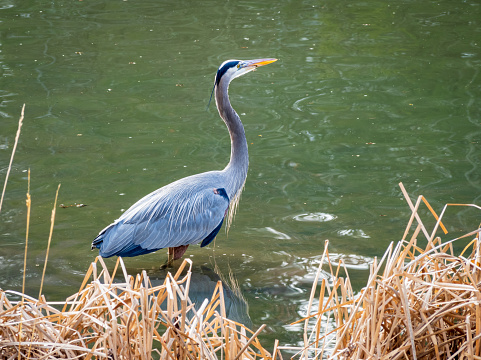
[0,104,25,213]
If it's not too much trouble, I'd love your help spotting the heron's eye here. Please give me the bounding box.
[237,63,240,69]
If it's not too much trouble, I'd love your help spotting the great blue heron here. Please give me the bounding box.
[91,58,277,265]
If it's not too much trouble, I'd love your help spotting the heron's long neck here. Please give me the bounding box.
[215,80,249,197]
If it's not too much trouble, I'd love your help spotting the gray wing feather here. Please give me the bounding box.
[97,175,229,257]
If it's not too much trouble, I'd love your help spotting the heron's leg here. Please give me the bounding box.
[172,244,189,260]
[161,245,190,269]
[162,248,176,269]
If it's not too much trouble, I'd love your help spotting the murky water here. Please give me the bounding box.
[1,0,480,353]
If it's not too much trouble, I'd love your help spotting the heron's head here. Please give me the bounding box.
[214,58,278,86]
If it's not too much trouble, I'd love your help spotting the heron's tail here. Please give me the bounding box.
[91,234,103,250]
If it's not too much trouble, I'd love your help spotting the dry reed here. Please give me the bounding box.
[2,186,480,360]
[0,257,272,359]
[0,103,25,213]
[283,183,481,359]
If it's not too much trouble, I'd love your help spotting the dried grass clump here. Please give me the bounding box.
[285,183,481,359]
[0,257,271,359]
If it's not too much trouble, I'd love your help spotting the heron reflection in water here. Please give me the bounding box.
[146,264,252,328]
[92,58,277,266]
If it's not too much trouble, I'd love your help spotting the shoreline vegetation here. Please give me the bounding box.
[1,107,481,359]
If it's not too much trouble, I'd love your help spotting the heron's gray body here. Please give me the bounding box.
[93,171,232,257]
[92,58,276,260]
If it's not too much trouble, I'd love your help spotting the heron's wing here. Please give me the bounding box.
[96,183,229,257]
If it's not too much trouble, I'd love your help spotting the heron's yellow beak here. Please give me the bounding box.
[243,58,278,69]
[230,58,278,82]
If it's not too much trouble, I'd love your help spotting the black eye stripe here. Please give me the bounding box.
[215,61,240,85]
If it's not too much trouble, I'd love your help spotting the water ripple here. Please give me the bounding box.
[292,212,337,222]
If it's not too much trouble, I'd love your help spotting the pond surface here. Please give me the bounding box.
[1,0,480,354]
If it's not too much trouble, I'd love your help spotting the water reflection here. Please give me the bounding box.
[122,264,252,328]
[337,228,370,239]
[265,226,291,240]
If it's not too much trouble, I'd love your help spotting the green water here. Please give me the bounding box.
[1,0,480,353]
